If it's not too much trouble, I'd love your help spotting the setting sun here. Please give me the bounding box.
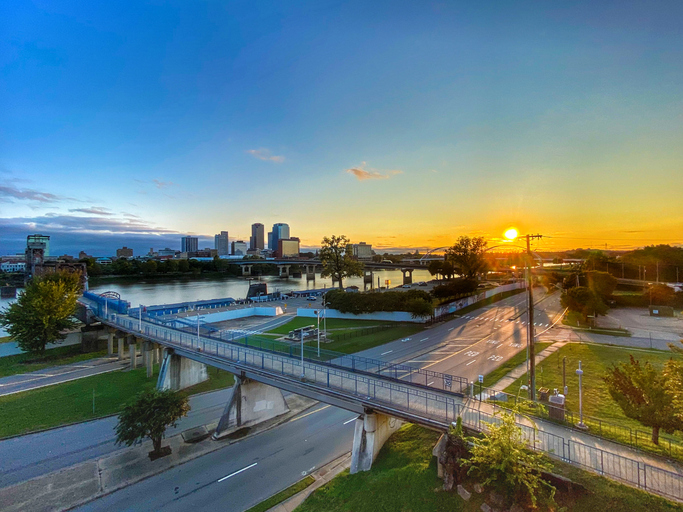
[504,228,519,240]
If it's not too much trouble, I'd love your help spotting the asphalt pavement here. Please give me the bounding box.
[73,404,356,512]
[355,288,565,384]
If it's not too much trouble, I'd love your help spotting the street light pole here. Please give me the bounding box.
[139,304,143,332]
[316,309,321,357]
[300,329,305,379]
[576,361,587,429]
[526,234,543,401]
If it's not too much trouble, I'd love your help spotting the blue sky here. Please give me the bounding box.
[1,0,682,256]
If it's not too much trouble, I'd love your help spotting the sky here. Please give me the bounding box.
[1,0,682,257]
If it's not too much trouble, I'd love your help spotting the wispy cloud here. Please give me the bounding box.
[153,179,175,189]
[0,185,66,203]
[247,148,285,163]
[345,162,403,181]
[0,213,178,236]
[69,206,113,216]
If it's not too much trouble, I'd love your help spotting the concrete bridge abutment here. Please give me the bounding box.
[401,268,414,285]
[305,264,316,281]
[241,265,253,277]
[278,265,291,278]
[157,348,209,391]
[213,375,290,439]
[350,410,403,473]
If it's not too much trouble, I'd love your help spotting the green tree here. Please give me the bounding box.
[0,272,82,355]
[560,286,607,320]
[648,283,675,305]
[427,260,443,278]
[604,356,681,445]
[141,260,158,274]
[586,270,617,300]
[466,412,555,509]
[319,235,364,289]
[445,236,488,279]
[177,259,190,273]
[115,388,190,458]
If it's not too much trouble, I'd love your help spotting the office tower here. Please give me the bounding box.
[270,223,290,255]
[351,242,372,260]
[25,234,50,279]
[214,231,229,256]
[181,236,199,253]
[277,238,300,258]
[267,232,273,250]
[116,247,134,258]
[250,223,265,251]
[231,240,248,256]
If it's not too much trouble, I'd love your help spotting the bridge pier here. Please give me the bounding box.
[117,333,125,360]
[305,264,316,281]
[350,410,403,473]
[107,329,115,356]
[363,270,373,290]
[401,268,414,285]
[213,376,290,439]
[278,265,291,278]
[157,348,209,391]
[144,342,154,378]
[241,265,253,277]
[129,341,137,370]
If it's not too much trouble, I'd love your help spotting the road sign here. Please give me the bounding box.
[478,375,484,383]
[444,376,452,389]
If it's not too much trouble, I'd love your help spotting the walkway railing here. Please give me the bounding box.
[81,298,683,502]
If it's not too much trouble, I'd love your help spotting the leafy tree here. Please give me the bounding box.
[586,271,617,300]
[427,260,443,278]
[604,356,682,445]
[177,259,190,273]
[141,260,158,274]
[466,412,555,509]
[648,283,675,305]
[319,235,364,289]
[432,278,478,300]
[0,272,82,355]
[560,286,607,320]
[445,236,488,279]
[115,388,190,458]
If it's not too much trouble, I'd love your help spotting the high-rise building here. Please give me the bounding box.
[25,234,50,279]
[267,231,273,250]
[277,238,300,258]
[250,223,265,251]
[351,242,373,260]
[270,223,290,254]
[181,236,199,253]
[116,247,134,258]
[231,240,248,256]
[214,231,229,256]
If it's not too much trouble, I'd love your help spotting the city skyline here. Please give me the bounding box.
[2,1,682,256]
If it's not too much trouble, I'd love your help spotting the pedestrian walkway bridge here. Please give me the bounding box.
[80,294,683,502]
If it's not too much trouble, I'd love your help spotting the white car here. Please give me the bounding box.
[306,296,317,301]
[401,284,411,288]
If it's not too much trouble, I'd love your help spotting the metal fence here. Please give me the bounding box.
[463,406,683,502]
[474,383,683,461]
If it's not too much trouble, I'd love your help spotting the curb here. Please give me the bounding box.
[264,452,352,512]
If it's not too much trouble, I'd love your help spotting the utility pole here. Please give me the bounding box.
[526,234,543,401]
[656,261,659,283]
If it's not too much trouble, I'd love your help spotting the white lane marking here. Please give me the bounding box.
[448,327,454,331]
[466,360,477,366]
[407,360,440,363]
[427,381,434,386]
[343,417,357,425]
[291,405,330,422]
[401,338,411,342]
[218,462,258,482]
[420,337,429,342]
[380,350,393,355]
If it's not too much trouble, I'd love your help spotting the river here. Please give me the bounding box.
[0,269,433,336]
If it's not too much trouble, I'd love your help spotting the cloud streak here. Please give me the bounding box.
[0,185,66,203]
[69,207,113,216]
[247,148,285,163]
[345,162,403,181]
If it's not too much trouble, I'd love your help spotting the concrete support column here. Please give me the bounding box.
[350,410,403,473]
[401,268,414,285]
[144,342,154,378]
[129,342,137,370]
[241,265,252,276]
[306,265,316,281]
[157,348,208,391]
[107,330,115,356]
[213,376,290,439]
[117,337,124,360]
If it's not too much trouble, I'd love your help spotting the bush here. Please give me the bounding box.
[431,278,478,300]
[324,289,434,318]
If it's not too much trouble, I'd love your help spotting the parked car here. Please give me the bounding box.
[401,284,411,288]
[306,296,317,301]
[417,281,427,286]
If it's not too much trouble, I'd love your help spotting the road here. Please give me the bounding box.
[74,404,355,512]
[0,388,233,488]
[355,288,565,385]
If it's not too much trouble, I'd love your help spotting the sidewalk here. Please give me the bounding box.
[491,340,568,391]
[0,394,316,512]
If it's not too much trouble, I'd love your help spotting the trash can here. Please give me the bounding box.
[538,387,550,402]
[548,394,566,422]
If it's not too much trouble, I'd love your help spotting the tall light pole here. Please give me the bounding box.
[504,229,542,401]
[576,361,587,430]
[300,329,305,379]
[139,304,143,332]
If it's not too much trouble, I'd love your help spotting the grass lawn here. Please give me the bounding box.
[266,317,425,355]
[0,344,109,378]
[0,335,12,344]
[296,424,683,512]
[481,342,553,387]
[563,311,631,336]
[503,342,683,455]
[0,364,233,438]
[245,476,315,512]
